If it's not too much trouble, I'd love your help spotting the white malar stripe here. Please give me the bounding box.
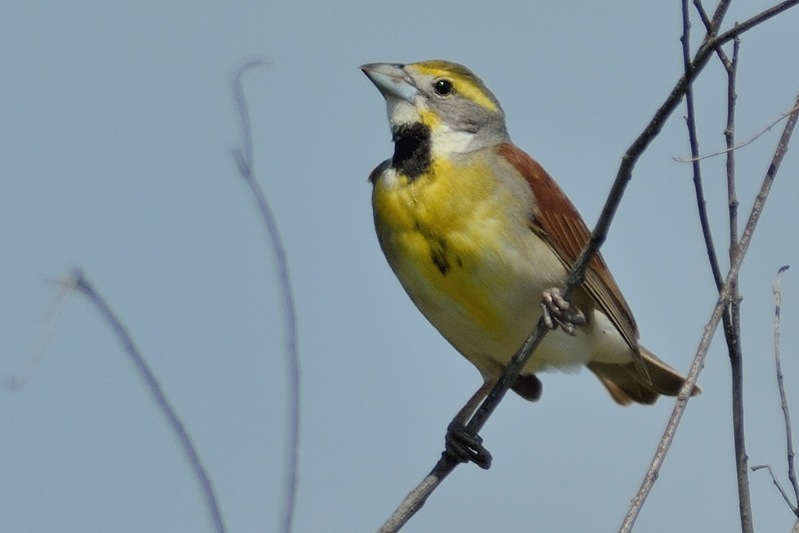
[386,97,421,127]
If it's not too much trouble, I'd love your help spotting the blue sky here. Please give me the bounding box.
[3,2,799,532]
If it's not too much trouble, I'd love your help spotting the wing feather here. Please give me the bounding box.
[497,142,640,353]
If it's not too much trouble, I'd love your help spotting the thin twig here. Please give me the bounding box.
[72,270,227,533]
[682,0,725,291]
[378,317,552,532]
[693,0,715,35]
[726,35,740,262]
[380,3,799,531]
[749,267,799,520]
[683,17,753,530]
[6,278,77,390]
[751,464,798,514]
[716,0,799,44]
[232,58,301,533]
[694,0,733,66]
[773,265,799,515]
[675,104,799,162]
[720,36,755,533]
[710,0,733,31]
[620,88,799,533]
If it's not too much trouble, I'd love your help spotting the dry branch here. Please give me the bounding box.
[751,266,799,519]
[232,59,301,533]
[620,87,799,532]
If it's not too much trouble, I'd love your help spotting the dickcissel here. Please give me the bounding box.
[361,60,698,468]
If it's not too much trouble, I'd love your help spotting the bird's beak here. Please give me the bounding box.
[360,63,418,103]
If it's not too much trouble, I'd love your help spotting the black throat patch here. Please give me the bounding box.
[392,123,431,180]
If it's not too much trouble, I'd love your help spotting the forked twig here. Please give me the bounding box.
[676,103,799,163]
[680,9,753,528]
[620,89,799,533]
[750,464,797,515]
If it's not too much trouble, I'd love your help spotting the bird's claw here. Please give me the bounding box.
[541,287,586,335]
[444,422,492,469]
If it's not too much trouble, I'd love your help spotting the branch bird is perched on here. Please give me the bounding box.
[361,60,699,469]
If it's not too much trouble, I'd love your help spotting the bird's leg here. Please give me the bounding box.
[541,287,586,335]
[444,380,494,469]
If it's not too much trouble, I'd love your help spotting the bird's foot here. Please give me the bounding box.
[541,287,586,335]
[444,422,492,469]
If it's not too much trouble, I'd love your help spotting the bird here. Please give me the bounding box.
[361,60,699,468]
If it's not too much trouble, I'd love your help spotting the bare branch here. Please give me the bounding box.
[675,103,799,162]
[378,315,553,532]
[715,0,799,45]
[751,464,798,515]
[694,0,733,66]
[773,265,799,514]
[681,12,753,529]
[232,59,301,533]
[72,270,227,533]
[379,469,449,532]
[621,265,735,533]
[693,1,715,35]
[720,37,756,533]
[710,0,733,31]
[620,88,799,533]
[682,0,725,291]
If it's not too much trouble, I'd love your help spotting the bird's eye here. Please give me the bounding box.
[433,79,454,96]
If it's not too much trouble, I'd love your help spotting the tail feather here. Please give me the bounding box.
[588,346,700,406]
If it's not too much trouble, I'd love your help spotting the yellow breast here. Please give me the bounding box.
[372,153,530,341]
[371,148,591,377]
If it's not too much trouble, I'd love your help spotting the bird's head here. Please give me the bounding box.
[361,60,509,155]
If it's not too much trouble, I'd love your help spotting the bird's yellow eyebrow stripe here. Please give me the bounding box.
[412,64,499,113]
